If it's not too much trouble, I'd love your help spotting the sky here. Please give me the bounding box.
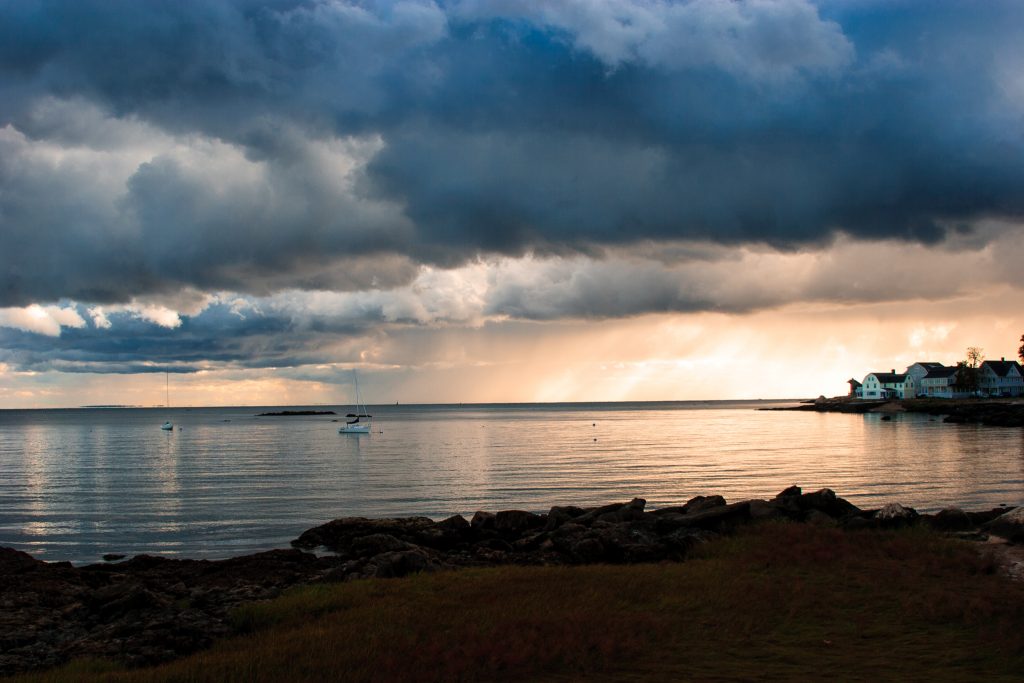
[1,0,1023,408]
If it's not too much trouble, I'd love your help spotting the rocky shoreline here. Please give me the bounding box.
[3,487,1023,676]
[765,397,1024,427]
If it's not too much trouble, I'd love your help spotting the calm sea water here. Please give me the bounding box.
[1,401,1022,564]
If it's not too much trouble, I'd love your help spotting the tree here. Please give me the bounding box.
[954,347,984,395]
[1019,334,1023,363]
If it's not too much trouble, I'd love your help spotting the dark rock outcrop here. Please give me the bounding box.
[771,486,862,522]
[982,507,1024,542]
[923,507,974,532]
[0,547,338,676]
[291,517,441,553]
[494,510,544,534]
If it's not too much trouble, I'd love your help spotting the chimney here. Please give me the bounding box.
[1002,357,1006,362]
[891,368,895,374]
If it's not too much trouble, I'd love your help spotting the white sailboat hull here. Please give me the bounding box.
[339,423,370,434]
[161,421,173,431]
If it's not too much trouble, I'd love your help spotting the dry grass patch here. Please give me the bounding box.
[15,522,1024,682]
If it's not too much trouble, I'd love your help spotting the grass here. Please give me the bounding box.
[13,522,1024,682]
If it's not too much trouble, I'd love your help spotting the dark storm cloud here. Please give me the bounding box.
[1,0,1024,307]
[0,299,377,372]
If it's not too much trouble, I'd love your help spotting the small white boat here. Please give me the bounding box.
[160,371,173,431]
[340,370,372,434]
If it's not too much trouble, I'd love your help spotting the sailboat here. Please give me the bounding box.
[160,371,173,431]
[339,370,372,434]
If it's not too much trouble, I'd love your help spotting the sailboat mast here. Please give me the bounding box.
[166,371,170,409]
[353,370,361,414]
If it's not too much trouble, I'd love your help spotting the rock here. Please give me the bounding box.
[577,498,647,525]
[804,510,836,527]
[569,537,606,563]
[660,501,752,532]
[510,533,546,552]
[967,507,1012,527]
[363,549,439,579]
[88,581,141,606]
[874,503,919,527]
[544,505,586,531]
[0,545,336,677]
[470,511,496,531]
[291,517,437,552]
[349,534,411,558]
[493,510,544,534]
[317,561,361,584]
[89,583,167,621]
[475,538,513,553]
[683,495,726,514]
[102,554,126,562]
[585,523,667,563]
[982,507,1024,543]
[651,512,687,532]
[797,488,861,519]
[768,487,860,520]
[437,514,470,531]
[0,547,47,575]
[748,499,783,520]
[924,508,973,532]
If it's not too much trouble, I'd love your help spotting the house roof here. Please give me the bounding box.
[868,372,906,383]
[910,362,944,369]
[848,378,862,386]
[923,367,958,379]
[981,360,1022,377]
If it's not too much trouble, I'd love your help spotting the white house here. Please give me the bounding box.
[862,371,908,399]
[978,359,1024,397]
[904,362,945,399]
[919,366,966,398]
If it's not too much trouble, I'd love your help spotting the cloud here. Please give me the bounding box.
[0,0,1022,311]
[484,224,1024,319]
[0,118,414,306]
[2,220,1023,376]
[455,0,854,79]
[0,304,85,336]
[88,307,111,329]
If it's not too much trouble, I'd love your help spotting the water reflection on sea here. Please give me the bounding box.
[0,402,1021,563]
